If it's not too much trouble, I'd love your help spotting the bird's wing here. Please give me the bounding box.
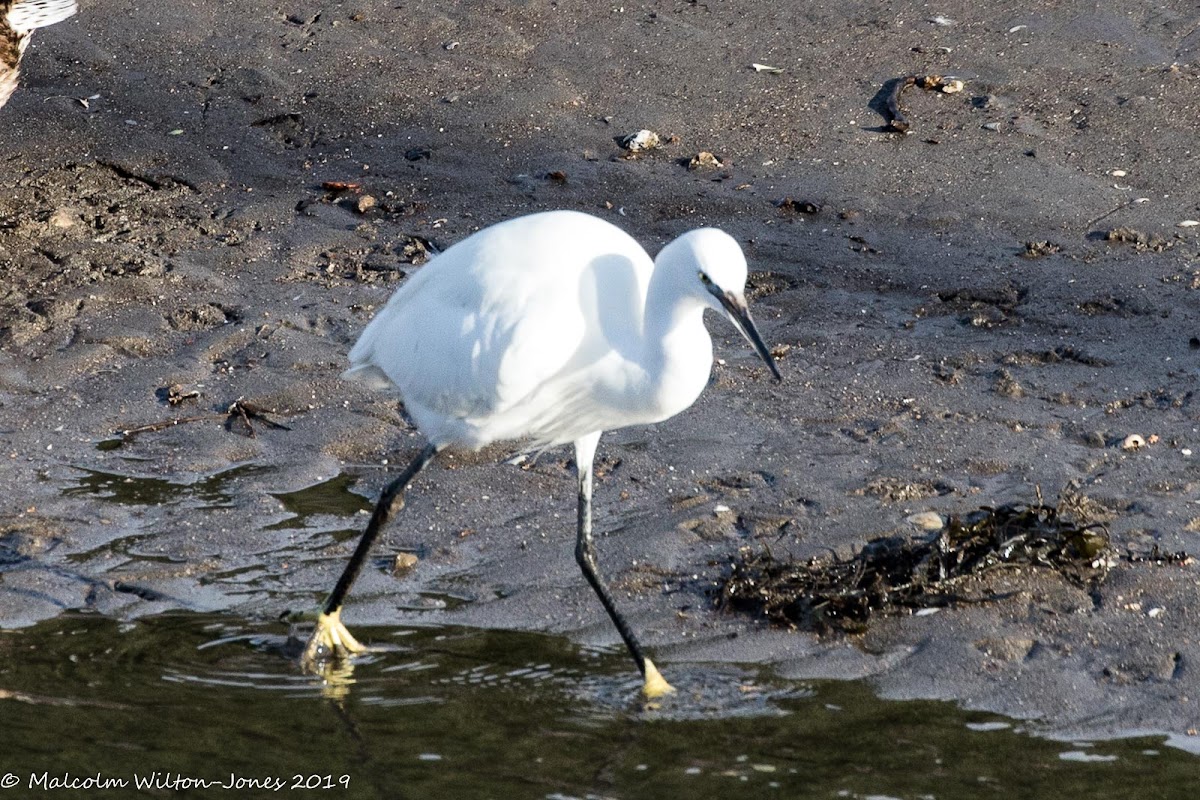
[345,213,652,445]
[349,237,589,421]
[458,218,652,423]
[6,0,79,34]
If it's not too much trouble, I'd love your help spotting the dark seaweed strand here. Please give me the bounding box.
[717,503,1112,632]
[885,76,918,132]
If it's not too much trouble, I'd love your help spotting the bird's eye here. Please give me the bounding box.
[698,271,712,285]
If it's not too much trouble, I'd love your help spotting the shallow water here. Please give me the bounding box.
[0,614,1194,799]
[268,473,375,530]
[64,464,273,510]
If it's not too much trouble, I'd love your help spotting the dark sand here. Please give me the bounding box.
[2,0,1200,746]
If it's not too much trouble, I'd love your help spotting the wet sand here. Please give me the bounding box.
[2,0,1199,744]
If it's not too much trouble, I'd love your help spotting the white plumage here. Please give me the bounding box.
[345,210,770,449]
[306,210,780,698]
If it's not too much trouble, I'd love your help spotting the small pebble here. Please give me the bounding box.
[49,207,77,229]
[617,129,662,152]
[906,511,945,531]
[688,151,724,170]
[392,552,419,576]
[1120,434,1146,451]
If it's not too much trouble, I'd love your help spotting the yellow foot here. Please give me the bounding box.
[299,608,367,671]
[641,658,676,698]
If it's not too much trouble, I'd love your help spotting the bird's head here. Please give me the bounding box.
[665,228,783,382]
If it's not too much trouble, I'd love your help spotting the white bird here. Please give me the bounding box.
[0,0,78,110]
[302,209,781,697]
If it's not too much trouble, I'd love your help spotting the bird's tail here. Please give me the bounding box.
[341,363,396,391]
[6,0,79,35]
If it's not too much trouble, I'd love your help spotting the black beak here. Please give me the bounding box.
[709,285,783,382]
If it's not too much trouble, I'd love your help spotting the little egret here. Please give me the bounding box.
[303,209,781,697]
[1,0,78,110]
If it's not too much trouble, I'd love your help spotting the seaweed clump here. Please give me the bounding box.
[716,503,1112,633]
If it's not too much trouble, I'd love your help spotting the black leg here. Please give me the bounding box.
[572,433,674,696]
[301,443,438,666]
[322,442,438,615]
[575,470,648,672]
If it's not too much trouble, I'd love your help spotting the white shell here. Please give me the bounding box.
[620,129,662,152]
[1120,434,1146,451]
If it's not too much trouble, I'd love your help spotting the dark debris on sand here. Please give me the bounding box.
[717,502,1114,634]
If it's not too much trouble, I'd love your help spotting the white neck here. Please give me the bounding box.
[634,259,714,422]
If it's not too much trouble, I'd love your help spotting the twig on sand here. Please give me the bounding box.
[118,413,224,440]
[117,398,293,443]
[224,398,292,439]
